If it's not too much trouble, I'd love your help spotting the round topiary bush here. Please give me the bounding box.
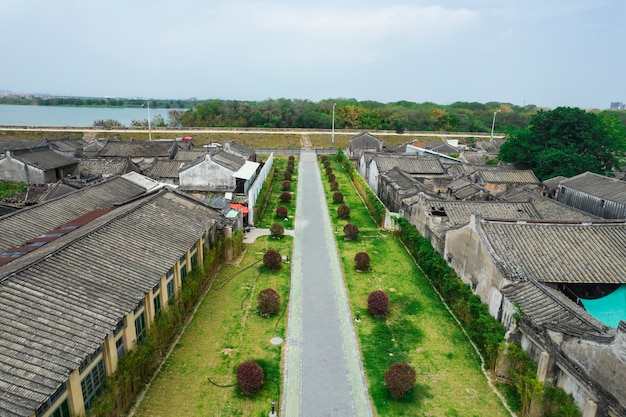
[276,205,288,219]
[289,155,295,162]
[281,180,291,191]
[283,171,292,181]
[385,362,416,399]
[330,181,339,191]
[258,288,281,317]
[263,249,282,270]
[328,173,336,183]
[323,159,330,167]
[270,222,285,239]
[236,360,264,395]
[321,155,328,162]
[286,163,294,173]
[337,204,350,220]
[280,192,292,203]
[343,223,358,240]
[355,251,371,271]
[368,290,389,317]
[325,167,333,175]
[333,191,344,204]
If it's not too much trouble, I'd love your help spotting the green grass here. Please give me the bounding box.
[320,156,509,416]
[134,236,291,417]
[256,157,298,229]
[0,181,26,198]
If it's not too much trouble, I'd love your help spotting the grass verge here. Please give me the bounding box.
[319,156,509,416]
[256,156,298,230]
[133,236,292,417]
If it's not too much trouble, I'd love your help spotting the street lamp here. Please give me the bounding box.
[490,110,501,143]
[269,400,277,417]
[147,101,152,141]
[331,103,336,148]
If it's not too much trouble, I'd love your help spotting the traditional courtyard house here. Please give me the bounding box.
[378,167,436,214]
[0,146,78,184]
[346,132,383,160]
[541,175,568,199]
[368,154,447,196]
[222,140,259,162]
[424,140,460,156]
[557,171,626,219]
[44,137,86,158]
[410,195,542,254]
[405,142,462,165]
[500,185,600,221]
[0,186,221,417]
[357,151,376,181]
[75,157,140,184]
[470,168,540,197]
[98,140,179,171]
[444,217,626,416]
[0,139,46,157]
[179,149,246,193]
[174,149,207,164]
[143,159,187,185]
[446,178,491,201]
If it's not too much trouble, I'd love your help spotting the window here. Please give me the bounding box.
[180,263,188,282]
[134,299,145,314]
[35,383,67,417]
[80,359,106,410]
[114,318,124,336]
[154,293,161,316]
[191,252,198,268]
[50,400,70,417]
[135,311,146,343]
[116,336,126,359]
[79,346,103,373]
[167,278,175,302]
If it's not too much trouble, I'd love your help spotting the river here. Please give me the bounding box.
[0,104,186,127]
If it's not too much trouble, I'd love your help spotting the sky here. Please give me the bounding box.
[1,0,624,109]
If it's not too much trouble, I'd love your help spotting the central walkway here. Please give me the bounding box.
[282,150,373,416]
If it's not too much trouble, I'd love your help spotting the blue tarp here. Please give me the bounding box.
[580,285,626,328]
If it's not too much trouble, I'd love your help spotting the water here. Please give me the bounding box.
[0,104,186,127]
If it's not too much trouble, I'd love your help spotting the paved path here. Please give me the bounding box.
[282,150,373,416]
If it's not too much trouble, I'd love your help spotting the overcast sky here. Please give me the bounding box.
[1,0,623,109]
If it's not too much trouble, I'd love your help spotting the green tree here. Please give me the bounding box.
[499,107,626,180]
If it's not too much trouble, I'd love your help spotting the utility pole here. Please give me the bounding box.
[331,103,336,148]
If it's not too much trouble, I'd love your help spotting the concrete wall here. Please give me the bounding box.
[557,185,626,219]
[0,154,46,183]
[179,154,236,190]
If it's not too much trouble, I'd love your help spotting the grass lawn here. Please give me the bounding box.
[256,156,298,230]
[319,156,510,416]
[133,236,292,417]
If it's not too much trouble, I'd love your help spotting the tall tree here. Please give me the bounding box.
[499,107,626,180]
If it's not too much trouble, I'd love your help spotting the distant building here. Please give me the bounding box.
[610,102,625,110]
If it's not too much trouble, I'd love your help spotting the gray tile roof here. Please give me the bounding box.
[77,157,136,179]
[348,132,383,150]
[0,188,219,417]
[144,159,187,179]
[501,187,599,221]
[12,147,77,170]
[559,171,626,206]
[380,167,424,199]
[542,175,568,190]
[373,154,445,175]
[0,139,46,153]
[425,200,542,226]
[174,149,206,162]
[502,279,611,339]
[476,169,539,184]
[98,140,177,158]
[478,219,626,284]
[209,149,246,171]
[0,177,147,253]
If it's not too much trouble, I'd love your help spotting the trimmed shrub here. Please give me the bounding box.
[337,204,350,220]
[385,362,416,399]
[258,288,281,317]
[325,167,333,175]
[343,223,358,240]
[330,181,339,191]
[236,360,264,395]
[321,155,328,162]
[288,155,295,162]
[286,163,294,173]
[281,180,291,191]
[263,250,282,270]
[368,290,389,317]
[355,251,370,271]
[328,173,336,183]
[270,222,285,239]
[283,171,292,180]
[280,192,292,203]
[276,206,288,219]
[333,191,344,204]
[323,159,330,167]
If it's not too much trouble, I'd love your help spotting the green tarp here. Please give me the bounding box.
[580,285,626,328]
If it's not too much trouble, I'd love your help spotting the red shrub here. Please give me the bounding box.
[367,290,389,317]
[258,288,281,317]
[283,171,292,180]
[343,223,358,240]
[330,181,339,191]
[263,250,282,270]
[280,192,292,203]
[355,251,370,271]
[328,173,336,183]
[385,362,416,399]
[236,361,264,395]
[321,155,328,162]
[276,206,288,219]
[337,204,350,220]
[281,180,291,191]
[325,167,333,175]
[286,163,294,173]
[333,191,344,204]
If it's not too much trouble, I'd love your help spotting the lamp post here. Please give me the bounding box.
[490,109,501,143]
[147,101,152,141]
[269,400,277,417]
[331,103,336,148]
